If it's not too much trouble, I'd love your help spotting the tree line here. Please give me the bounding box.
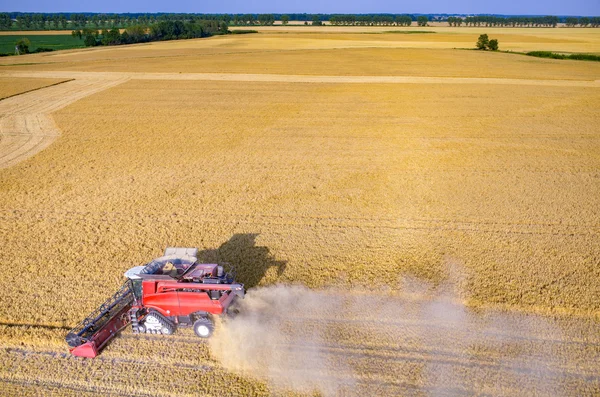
[565,17,600,27]
[72,19,228,47]
[1,13,600,31]
[329,15,411,26]
[454,15,559,27]
[461,15,599,27]
[0,13,232,30]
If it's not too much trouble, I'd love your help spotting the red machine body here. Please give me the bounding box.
[66,248,244,358]
[141,278,238,317]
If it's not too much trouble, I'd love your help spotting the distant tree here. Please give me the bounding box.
[33,14,45,29]
[82,28,99,46]
[417,16,428,26]
[395,15,412,26]
[579,17,590,27]
[219,21,229,34]
[476,34,489,50]
[356,15,372,25]
[281,14,290,25]
[126,25,147,43]
[258,14,275,26]
[71,29,82,39]
[312,15,322,26]
[120,30,130,44]
[84,34,97,46]
[243,14,256,25]
[16,38,30,54]
[0,13,11,30]
[565,17,579,27]
[488,38,499,51]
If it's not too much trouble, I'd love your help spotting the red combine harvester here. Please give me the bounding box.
[65,247,245,358]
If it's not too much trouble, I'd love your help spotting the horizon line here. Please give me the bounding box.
[1,11,599,17]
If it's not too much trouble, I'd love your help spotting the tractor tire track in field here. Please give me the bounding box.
[1,209,599,237]
[0,77,128,169]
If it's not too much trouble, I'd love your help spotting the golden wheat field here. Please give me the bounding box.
[0,27,599,396]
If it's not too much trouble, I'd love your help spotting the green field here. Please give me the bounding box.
[0,35,85,54]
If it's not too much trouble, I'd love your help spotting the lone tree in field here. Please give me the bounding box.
[15,38,30,54]
[281,15,290,25]
[83,30,99,47]
[476,34,489,50]
[476,34,499,51]
[417,16,428,26]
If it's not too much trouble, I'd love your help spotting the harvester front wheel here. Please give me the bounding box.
[193,317,214,338]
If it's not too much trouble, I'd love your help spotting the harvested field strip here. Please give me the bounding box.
[1,70,598,87]
[0,77,128,168]
[0,78,74,101]
[0,77,72,100]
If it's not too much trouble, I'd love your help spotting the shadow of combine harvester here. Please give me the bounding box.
[198,233,287,290]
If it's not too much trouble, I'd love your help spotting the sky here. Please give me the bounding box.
[2,0,599,16]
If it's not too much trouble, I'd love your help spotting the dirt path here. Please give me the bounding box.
[0,77,127,169]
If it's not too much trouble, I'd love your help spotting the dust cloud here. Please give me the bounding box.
[209,277,597,396]
[209,285,353,396]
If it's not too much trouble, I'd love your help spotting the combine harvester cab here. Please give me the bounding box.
[66,247,245,358]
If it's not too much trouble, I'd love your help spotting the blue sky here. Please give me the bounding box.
[2,0,599,16]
